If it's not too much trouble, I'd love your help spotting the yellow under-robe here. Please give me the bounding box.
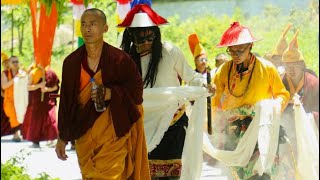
[3,70,20,128]
[75,69,150,180]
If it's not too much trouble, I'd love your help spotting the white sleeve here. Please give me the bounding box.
[172,45,206,86]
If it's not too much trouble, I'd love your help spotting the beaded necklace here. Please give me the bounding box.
[227,55,256,97]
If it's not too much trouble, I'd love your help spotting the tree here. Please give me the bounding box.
[2,4,30,55]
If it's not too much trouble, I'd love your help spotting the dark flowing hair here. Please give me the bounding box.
[120,26,163,88]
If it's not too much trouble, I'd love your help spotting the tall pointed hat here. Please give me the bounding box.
[282,30,305,63]
[272,23,292,56]
[188,33,206,59]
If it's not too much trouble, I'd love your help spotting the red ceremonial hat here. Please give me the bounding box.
[117,4,168,27]
[216,22,261,48]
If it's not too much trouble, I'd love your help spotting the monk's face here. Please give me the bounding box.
[80,11,108,44]
[195,54,208,73]
[133,29,155,54]
[226,43,252,65]
[10,57,19,70]
[284,61,305,79]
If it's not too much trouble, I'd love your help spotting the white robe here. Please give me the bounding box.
[141,42,208,179]
[140,42,206,87]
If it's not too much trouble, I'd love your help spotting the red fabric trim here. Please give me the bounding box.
[118,4,168,27]
[117,0,131,4]
[70,0,84,5]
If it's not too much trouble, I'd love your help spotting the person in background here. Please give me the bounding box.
[55,8,150,179]
[282,30,319,128]
[188,33,212,77]
[22,64,59,148]
[264,23,318,78]
[212,21,290,180]
[263,24,292,78]
[119,4,211,179]
[1,56,25,142]
[213,53,228,74]
[1,52,14,137]
[277,29,319,179]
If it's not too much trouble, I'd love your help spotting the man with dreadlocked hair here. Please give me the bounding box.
[118,4,213,180]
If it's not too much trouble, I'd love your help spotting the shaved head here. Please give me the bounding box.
[82,8,107,25]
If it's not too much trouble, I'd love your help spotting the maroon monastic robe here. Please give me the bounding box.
[283,72,319,126]
[1,95,14,136]
[22,69,59,141]
[58,42,143,141]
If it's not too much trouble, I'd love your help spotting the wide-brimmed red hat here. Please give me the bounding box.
[216,22,261,48]
[117,4,168,28]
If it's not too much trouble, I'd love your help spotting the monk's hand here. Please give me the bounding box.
[55,138,68,161]
[91,85,105,102]
[41,87,48,93]
[39,81,46,90]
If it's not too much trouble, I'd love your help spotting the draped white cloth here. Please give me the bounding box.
[13,71,29,124]
[180,95,207,179]
[142,85,319,179]
[203,95,319,179]
[203,99,281,176]
[293,96,319,180]
[142,86,210,180]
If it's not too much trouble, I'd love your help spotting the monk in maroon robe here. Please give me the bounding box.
[22,66,59,148]
[1,53,13,137]
[55,8,150,179]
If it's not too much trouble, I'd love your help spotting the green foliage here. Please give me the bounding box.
[1,2,318,77]
[159,5,319,72]
[1,149,31,180]
[2,5,30,26]
[2,4,30,55]
[1,150,59,180]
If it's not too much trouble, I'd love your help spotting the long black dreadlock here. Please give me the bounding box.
[120,26,163,88]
